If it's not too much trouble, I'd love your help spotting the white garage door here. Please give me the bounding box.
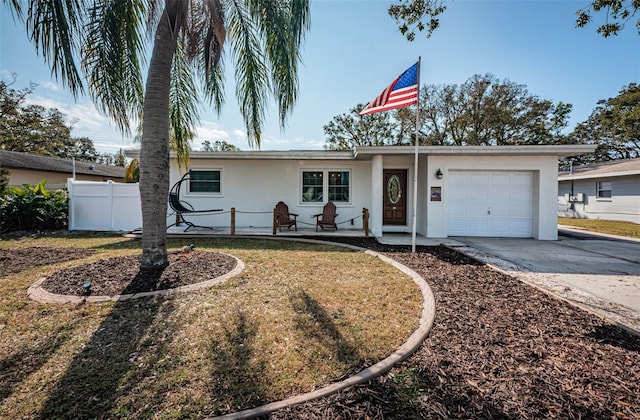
[447,171,533,237]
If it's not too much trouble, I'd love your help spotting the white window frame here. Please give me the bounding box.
[300,169,351,205]
[187,169,222,196]
[596,181,612,200]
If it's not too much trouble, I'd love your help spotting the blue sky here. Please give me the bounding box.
[1,1,638,154]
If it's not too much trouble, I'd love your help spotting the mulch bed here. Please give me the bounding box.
[0,247,96,277]
[3,238,639,418]
[40,250,237,296]
[274,244,640,419]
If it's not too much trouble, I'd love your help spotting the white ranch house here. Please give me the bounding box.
[141,145,594,240]
[558,158,640,224]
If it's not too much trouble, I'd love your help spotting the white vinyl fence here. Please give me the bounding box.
[67,179,142,231]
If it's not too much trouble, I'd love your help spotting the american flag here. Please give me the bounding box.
[359,62,419,115]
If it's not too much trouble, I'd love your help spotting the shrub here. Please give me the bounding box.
[0,180,68,233]
[0,168,9,194]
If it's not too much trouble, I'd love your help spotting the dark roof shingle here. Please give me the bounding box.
[0,150,125,178]
[559,158,640,179]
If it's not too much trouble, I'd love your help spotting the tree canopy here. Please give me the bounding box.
[0,78,124,165]
[567,83,640,163]
[389,0,640,41]
[324,74,572,150]
[323,103,405,150]
[201,140,240,151]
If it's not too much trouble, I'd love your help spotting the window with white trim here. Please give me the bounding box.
[596,181,612,199]
[328,171,350,202]
[189,170,221,193]
[301,170,350,203]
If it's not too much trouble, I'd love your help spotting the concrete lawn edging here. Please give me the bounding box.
[207,243,436,420]
[23,237,436,418]
[27,252,245,304]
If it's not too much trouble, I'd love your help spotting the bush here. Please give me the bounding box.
[0,180,68,233]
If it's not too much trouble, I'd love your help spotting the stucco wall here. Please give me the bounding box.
[425,155,559,240]
[558,175,640,223]
[169,159,373,229]
[169,152,562,239]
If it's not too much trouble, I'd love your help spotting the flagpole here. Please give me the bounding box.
[411,56,421,253]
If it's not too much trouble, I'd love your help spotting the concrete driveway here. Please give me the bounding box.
[449,228,640,335]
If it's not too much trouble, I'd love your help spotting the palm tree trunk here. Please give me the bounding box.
[139,5,179,269]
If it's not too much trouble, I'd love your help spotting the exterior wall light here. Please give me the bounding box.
[436,169,443,179]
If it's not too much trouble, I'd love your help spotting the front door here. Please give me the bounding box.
[383,169,407,225]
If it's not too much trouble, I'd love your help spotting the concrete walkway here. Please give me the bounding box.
[449,228,640,335]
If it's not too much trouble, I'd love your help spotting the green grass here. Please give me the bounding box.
[558,217,640,239]
[0,234,423,419]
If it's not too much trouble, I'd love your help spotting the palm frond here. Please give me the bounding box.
[169,40,200,167]
[26,0,86,96]
[202,54,226,115]
[248,0,309,128]
[227,0,269,148]
[202,0,226,74]
[82,0,147,134]
[192,0,226,113]
[3,0,24,19]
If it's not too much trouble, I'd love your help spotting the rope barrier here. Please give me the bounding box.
[169,204,364,220]
[168,200,369,234]
[235,210,272,214]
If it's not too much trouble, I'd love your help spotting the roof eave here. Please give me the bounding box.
[559,170,640,180]
[124,149,357,160]
[354,145,597,158]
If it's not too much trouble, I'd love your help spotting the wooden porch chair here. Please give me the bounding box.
[314,201,338,232]
[274,201,298,232]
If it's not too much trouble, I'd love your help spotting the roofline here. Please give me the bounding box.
[354,145,597,158]
[125,145,597,160]
[125,149,356,160]
[0,150,125,177]
[559,169,640,180]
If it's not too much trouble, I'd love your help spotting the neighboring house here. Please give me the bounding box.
[127,144,594,240]
[558,158,640,224]
[0,150,125,190]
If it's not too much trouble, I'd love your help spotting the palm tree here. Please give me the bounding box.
[6,0,310,269]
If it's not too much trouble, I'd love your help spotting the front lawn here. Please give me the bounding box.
[0,233,422,418]
[559,217,640,238]
[2,232,639,419]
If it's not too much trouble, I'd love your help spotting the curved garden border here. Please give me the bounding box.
[27,252,245,304]
[205,240,437,420]
[24,238,436,418]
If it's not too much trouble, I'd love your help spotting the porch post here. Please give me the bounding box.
[371,155,383,237]
[230,207,236,235]
[362,208,369,237]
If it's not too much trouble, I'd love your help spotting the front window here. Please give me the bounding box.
[189,170,221,193]
[302,170,351,203]
[328,171,350,202]
[596,181,612,199]
[302,171,323,202]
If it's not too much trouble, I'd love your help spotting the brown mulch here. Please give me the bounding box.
[0,247,96,277]
[40,250,237,296]
[3,238,640,419]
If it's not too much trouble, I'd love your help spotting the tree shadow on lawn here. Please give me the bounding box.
[36,269,177,419]
[289,288,360,368]
[0,325,73,404]
[208,309,267,416]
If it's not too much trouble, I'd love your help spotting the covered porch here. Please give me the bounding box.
[151,225,460,247]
